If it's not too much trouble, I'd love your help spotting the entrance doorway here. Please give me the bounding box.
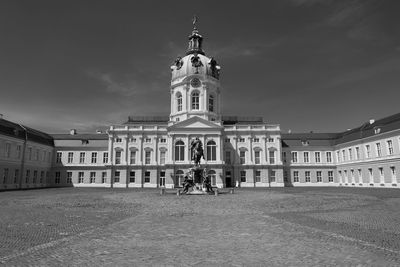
[225,171,232,187]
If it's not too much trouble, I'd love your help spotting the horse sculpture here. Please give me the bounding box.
[190,137,204,166]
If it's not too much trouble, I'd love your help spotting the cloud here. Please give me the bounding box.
[209,39,283,58]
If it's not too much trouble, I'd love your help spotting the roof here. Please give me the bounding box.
[124,116,169,125]
[222,116,264,125]
[0,118,54,146]
[335,112,400,145]
[281,133,339,147]
[51,133,109,140]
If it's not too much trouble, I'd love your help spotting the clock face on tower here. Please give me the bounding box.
[190,78,201,88]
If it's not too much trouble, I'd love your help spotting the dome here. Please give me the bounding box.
[170,53,221,82]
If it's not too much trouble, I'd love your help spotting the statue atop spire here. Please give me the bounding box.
[187,15,204,55]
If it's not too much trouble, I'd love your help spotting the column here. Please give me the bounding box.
[154,136,158,165]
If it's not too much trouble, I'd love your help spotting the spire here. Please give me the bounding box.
[187,15,205,55]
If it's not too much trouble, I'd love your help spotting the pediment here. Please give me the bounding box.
[168,116,223,130]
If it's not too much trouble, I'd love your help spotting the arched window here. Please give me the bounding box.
[206,140,216,161]
[175,170,184,187]
[192,91,199,110]
[175,140,185,161]
[176,93,182,112]
[209,95,214,112]
[208,170,216,186]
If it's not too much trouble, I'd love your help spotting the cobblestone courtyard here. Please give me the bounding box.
[1,187,400,266]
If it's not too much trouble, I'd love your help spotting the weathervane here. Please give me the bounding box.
[192,15,198,30]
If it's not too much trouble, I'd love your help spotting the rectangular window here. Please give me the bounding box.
[390,166,396,183]
[336,151,340,162]
[114,171,120,183]
[240,151,245,164]
[103,152,108,164]
[40,171,44,183]
[78,172,84,183]
[25,170,30,183]
[32,170,37,183]
[254,151,260,164]
[91,152,97,164]
[5,143,10,158]
[68,152,73,163]
[315,152,321,163]
[305,171,310,182]
[326,152,332,163]
[303,152,309,163]
[240,171,246,182]
[115,151,121,164]
[160,138,166,143]
[55,171,61,184]
[238,138,245,143]
[160,151,166,165]
[342,150,346,161]
[355,147,360,160]
[116,138,122,143]
[145,138,151,143]
[269,151,275,164]
[358,169,362,183]
[90,172,96,183]
[79,152,85,164]
[28,147,32,160]
[56,152,62,163]
[129,150,136,164]
[225,151,231,164]
[66,172,72,184]
[101,172,107,183]
[268,138,274,142]
[3,168,8,184]
[225,138,230,143]
[368,168,373,184]
[379,167,384,183]
[145,151,151,164]
[328,171,333,182]
[255,170,261,183]
[387,140,394,155]
[270,170,276,183]
[129,171,135,183]
[365,145,371,158]
[144,171,150,183]
[16,145,21,159]
[291,152,298,163]
[293,171,299,182]
[14,169,19,184]
[376,143,382,157]
[348,148,352,161]
[253,138,259,143]
[282,152,286,163]
[317,171,322,182]
[160,171,166,187]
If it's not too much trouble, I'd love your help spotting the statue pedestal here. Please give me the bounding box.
[184,165,214,195]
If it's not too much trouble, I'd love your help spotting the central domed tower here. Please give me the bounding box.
[169,19,221,124]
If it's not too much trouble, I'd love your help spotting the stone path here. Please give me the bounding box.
[1,187,400,266]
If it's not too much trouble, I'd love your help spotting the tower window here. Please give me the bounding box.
[192,92,199,110]
[209,95,214,112]
[177,93,182,112]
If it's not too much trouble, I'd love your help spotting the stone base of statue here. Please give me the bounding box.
[182,165,214,195]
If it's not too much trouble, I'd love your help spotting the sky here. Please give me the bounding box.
[0,0,399,134]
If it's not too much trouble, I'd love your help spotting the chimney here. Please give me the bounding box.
[96,130,102,134]
[70,129,77,135]
[369,119,375,124]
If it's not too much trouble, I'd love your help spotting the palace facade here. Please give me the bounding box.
[1,25,399,190]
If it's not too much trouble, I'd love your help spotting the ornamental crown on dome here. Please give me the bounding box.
[170,17,221,81]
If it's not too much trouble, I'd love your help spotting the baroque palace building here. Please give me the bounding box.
[1,25,400,190]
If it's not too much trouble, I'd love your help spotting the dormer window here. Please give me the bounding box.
[116,138,122,143]
[301,140,309,146]
[374,127,381,134]
[81,140,89,145]
[145,138,151,143]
